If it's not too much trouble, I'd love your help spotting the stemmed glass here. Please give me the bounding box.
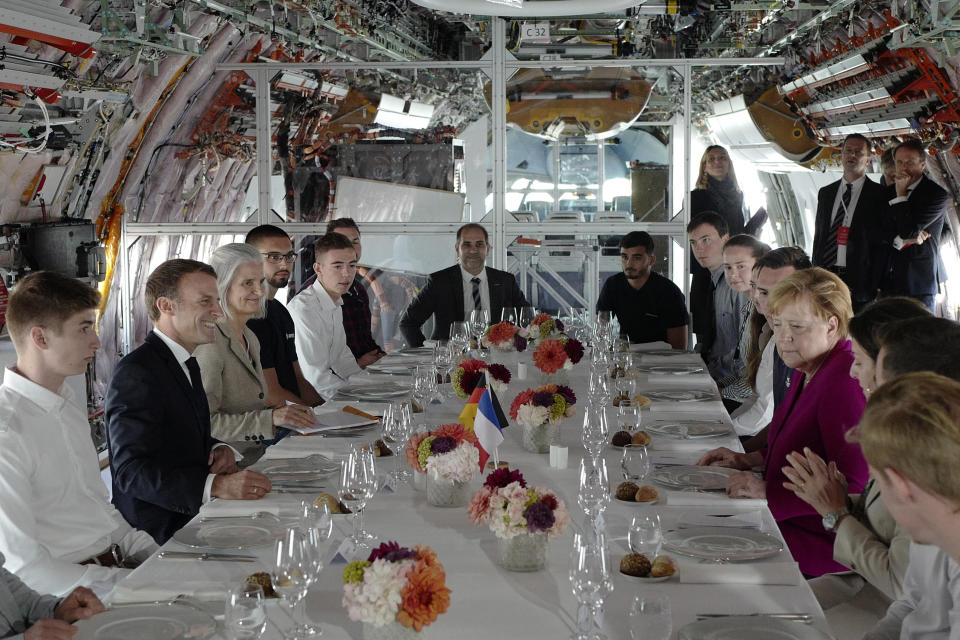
[578,456,610,525]
[620,445,650,484]
[518,305,536,327]
[299,499,333,540]
[224,583,267,639]
[500,307,517,324]
[569,530,614,640]
[581,402,610,461]
[386,403,413,482]
[272,527,319,639]
[339,446,377,555]
[433,342,454,396]
[412,364,437,411]
[629,594,672,640]
[469,309,490,348]
[628,512,663,559]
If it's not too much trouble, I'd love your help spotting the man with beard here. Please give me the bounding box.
[245,225,323,408]
[596,231,689,350]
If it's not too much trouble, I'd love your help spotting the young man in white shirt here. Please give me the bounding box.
[287,233,365,400]
[0,272,157,597]
[857,372,960,639]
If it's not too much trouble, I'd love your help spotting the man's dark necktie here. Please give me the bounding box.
[471,277,482,311]
[823,182,852,267]
[185,356,204,396]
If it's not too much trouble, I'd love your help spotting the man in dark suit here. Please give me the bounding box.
[105,259,272,544]
[812,133,888,311]
[878,138,949,311]
[399,223,528,347]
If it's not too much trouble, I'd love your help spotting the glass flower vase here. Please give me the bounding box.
[410,470,426,492]
[362,621,419,640]
[521,421,555,454]
[538,368,570,385]
[497,532,548,572]
[425,470,468,507]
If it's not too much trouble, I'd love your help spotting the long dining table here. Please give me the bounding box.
[107,344,833,639]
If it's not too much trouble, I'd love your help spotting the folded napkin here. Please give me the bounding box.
[653,453,705,466]
[648,401,725,418]
[678,562,800,585]
[639,353,705,365]
[666,492,766,508]
[199,496,284,518]
[260,437,345,460]
[111,581,229,603]
[629,341,673,352]
[678,509,763,530]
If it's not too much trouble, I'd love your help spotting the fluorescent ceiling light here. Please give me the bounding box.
[374,94,435,130]
[410,0,639,17]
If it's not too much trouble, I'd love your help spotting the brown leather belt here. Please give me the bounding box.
[80,544,124,568]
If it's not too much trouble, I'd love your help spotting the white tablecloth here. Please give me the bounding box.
[114,351,833,639]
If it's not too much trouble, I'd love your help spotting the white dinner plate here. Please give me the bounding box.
[645,389,716,402]
[339,381,409,400]
[173,513,284,550]
[646,422,730,439]
[635,364,705,375]
[677,616,830,639]
[366,363,417,375]
[618,570,673,583]
[74,604,217,640]
[255,454,339,475]
[391,347,434,357]
[664,527,783,562]
[651,465,737,491]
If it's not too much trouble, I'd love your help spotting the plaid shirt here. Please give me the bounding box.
[341,275,381,358]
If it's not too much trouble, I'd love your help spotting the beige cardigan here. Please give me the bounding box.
[194,318,274,444]
[833,479,911,600]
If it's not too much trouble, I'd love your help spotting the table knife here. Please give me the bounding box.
[157,551,257,562]
[695,613,812,623]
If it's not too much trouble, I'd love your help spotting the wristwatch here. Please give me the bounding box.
[822,507,850,532]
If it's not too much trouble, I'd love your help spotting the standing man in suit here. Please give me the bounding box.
[812,133,888,311]
[399,223,528,347]
[879,138,949,311]
[106,259,272,544]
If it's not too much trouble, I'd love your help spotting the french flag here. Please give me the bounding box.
[474,384,505,471]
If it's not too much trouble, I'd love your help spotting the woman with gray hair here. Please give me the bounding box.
[195,243,315,450]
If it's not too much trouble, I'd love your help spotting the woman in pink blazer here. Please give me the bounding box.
[700,268,868,576]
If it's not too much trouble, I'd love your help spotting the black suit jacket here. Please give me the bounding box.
[105,332,220,544]
[811,176,888,303]
[880,175,948,296]
[399,265,528,347]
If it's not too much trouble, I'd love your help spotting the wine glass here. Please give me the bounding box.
[518,305,536,327]
[379,403,396,446]
[299,499,333,540]
[412,364,436,412]
[469,308,490,345]
[500,307,517,324]
[620,445,650,483]
[569,529,613,640]
[272,527,319,639]
[629,594,672,640]
[581,402,610,460]
[578,456,610,520]
[339,447,377,555]
[386,404,413,482]
[628,512,663,558]
[224,583,267,640]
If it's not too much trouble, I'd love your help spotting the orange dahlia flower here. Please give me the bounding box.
[434,423,478,447]
[486,322,517,344]
[533,339,567,374]
[396,560,451,631]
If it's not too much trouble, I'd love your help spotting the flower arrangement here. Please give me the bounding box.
[405,423,481,481]
[467,468,570,539]
[532,337,585,374]
[481,321,528,352]
[342,541,451,631]
[451,358,511,398]
[509,384,577,428]
[524,313,565,341]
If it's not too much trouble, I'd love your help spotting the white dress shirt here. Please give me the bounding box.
[865,543,960,640]
[889,177,924,251]
[0,367,156,597]
[152,329,239,500]
[288,280,362,400]
[830,174,866,267]
[460,265,490,321]
[730,335,775,436]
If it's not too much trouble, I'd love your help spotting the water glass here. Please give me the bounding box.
[224,583,267,640]
[518,305,536,327]
[629,593,672,640]
[620,445,650,483]
[500,307,517,324]
[628,512,663,558]
[272,527,319,638]
[299,499,333,540]
[469,309,490,345]
[617,401,640,433]
[581,402,610,460]
[339,447,377,553]
[569,530,613,640]
[578,456,610,519]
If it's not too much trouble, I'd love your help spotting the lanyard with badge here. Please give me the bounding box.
[835,185,856,266]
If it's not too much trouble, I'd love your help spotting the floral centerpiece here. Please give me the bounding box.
[510,384,577,453]
[343,541,451,639]
[405,424,481,507]
[451,358,511,398]
[532,337,585,375]
[481,321,528,352]
[524,313,565,341]
[468,468,570,571]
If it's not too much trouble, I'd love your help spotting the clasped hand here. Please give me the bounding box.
[781,447,848,516]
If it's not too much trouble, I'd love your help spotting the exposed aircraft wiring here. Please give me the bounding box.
[0,92,52,154]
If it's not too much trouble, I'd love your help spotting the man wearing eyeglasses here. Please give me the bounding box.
[245,226,323,410]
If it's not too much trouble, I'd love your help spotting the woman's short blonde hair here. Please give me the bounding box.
[767,267,853,339]
[855,372,960,504]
